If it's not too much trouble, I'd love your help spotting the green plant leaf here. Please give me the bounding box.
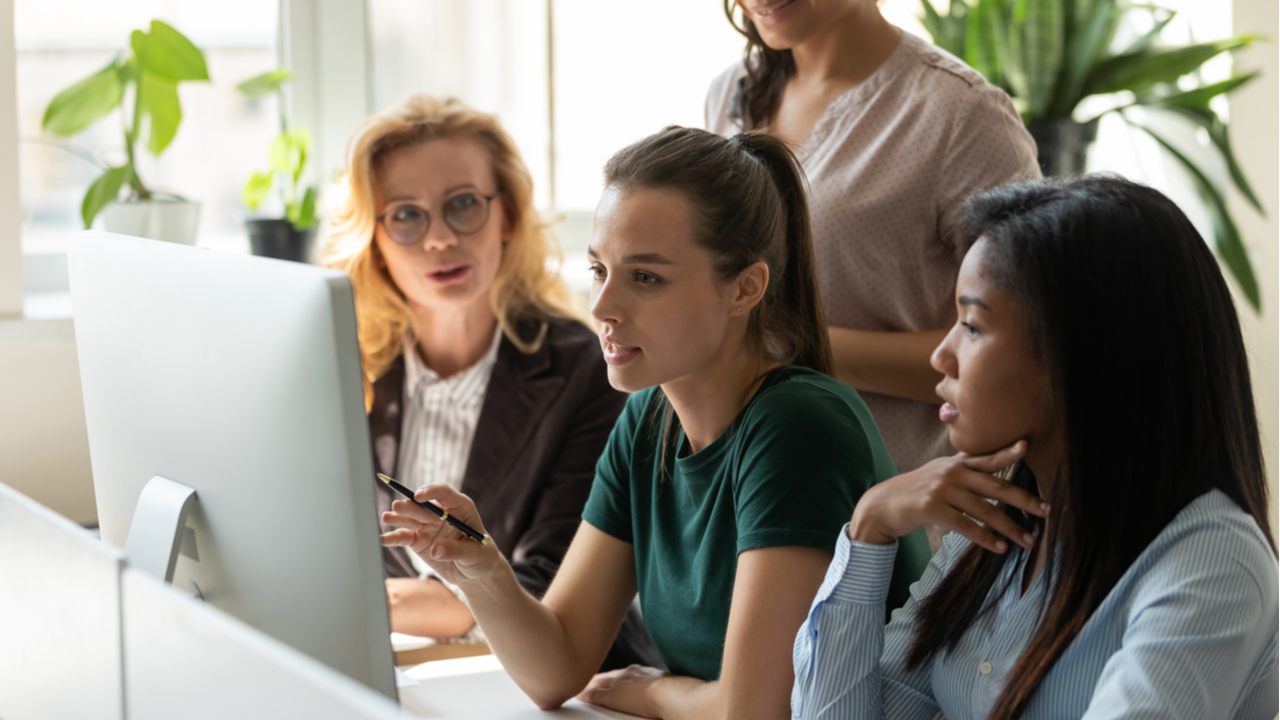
[42,58,125,136]
[1156,72,1256,111]
[1126,6,1176,55]
[288,127,311,186]
[242,170,274,210]
[237,69,292,97]
[81,166,129,228]
[287,186,318,231]
[1146,101,1265,215]
[138,71,181,155]
[136,20,209,82]
[1022,0,1064,119]
[1129,116,1259,311]
[1052,0,1122,117]
[965,0,1004,83]
[1085,35,1257,97]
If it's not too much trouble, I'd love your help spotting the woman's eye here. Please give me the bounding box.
[634,271,659,285]
[390,207,425,223]
[588,264,605,280]
[448,194,478,211]
[960,320,978,337]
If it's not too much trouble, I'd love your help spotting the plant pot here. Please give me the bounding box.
[246,219,315,263]
[1026,118,1100,177]
[100,199,202,245]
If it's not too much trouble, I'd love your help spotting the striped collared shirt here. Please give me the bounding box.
[792,489,1279,719]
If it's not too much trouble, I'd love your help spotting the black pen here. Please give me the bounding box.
[378,473,489,545]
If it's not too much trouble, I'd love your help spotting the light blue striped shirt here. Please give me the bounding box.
[792,489,1278,719]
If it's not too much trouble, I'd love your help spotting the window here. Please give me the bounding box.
[17,0,280,295]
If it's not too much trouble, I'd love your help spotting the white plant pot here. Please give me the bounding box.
[100,199,202,246]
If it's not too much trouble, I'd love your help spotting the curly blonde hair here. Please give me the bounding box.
[322,95,579,409]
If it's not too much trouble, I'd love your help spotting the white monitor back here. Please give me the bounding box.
[0,482,125,720]
[123,567,407,719]
[68,231,395,698]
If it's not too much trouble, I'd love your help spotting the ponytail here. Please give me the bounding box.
[734,132,833,375]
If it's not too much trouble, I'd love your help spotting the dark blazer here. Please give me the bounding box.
[369,312,662,670]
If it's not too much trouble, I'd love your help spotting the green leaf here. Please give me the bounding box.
[965,0,1003,82]
[1085,35,1257,97]
[137,20,209,82]
[81,166,129,228]
[1126,7,1176,55]
[42,59,125,136]
[1146,100,1265,214]
[138,71,181,155]
[1022,0,1064,119]
[1129,117,1259,311]
[237,69,292,97]
[1156,72,1257,111]
[242,170,274,209]
[1052,0,1122,117]
[288,127,311,186]
[287,186,318,231]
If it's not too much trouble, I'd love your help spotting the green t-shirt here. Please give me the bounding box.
[582,366,931,681]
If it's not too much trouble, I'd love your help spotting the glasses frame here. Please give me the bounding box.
[375,192,499,247]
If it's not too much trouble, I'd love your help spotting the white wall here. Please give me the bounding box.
[1231,0,1279,539]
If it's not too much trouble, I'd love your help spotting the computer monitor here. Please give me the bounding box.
[68,231,396,699]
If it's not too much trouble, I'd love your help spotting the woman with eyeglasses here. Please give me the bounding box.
[381,126,931,719]
[322,95,660,668]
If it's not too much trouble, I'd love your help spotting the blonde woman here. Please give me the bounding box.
[323,95,659,668]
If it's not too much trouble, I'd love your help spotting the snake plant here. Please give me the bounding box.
[920,0,1267,310]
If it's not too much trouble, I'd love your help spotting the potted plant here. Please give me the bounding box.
[237,69,318,263]
[41,20,209,245]
[919,0,1267,309]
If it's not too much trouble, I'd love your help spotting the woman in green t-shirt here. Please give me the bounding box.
[382,126,930,719]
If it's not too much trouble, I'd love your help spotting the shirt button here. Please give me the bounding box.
[979,661,993,675]
[926,52,941,62]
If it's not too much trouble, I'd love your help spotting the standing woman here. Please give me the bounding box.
[792,176,1278,718]
[382,126,931,719]
[708,0,1041,478]
[322,95,658,669]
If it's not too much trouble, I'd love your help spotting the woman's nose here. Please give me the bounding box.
[420,220,460,252]
[931,326,958,377]
[590,277,619,326]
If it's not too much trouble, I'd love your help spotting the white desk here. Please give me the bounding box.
[400,656,643,720]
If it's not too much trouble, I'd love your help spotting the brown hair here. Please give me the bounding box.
[321,95,579,409]
[722,0,795,130]
[603,126,832,470]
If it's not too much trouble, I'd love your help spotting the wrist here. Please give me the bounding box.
[848,507,895,545]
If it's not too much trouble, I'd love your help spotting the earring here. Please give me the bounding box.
[736,306,742,312]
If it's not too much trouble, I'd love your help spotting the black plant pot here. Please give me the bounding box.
[246,219,315,263]
[1026,118,1099,177]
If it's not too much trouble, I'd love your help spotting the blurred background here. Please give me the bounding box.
[0,0,1275,532]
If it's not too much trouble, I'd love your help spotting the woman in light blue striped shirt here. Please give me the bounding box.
[792,175,1278,719]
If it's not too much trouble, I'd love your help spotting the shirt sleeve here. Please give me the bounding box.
[732,384,869,554]
[1080,527,1279,719]
[581,389,652,544]
[936,83,1040,256]
[792,530,970,720]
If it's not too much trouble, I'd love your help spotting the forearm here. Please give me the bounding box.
[464,562,601,709]
[827,327,945,405]
[647,676,727,720]
[385,578,475,638]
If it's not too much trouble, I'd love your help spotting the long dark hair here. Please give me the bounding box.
[723,0,794,130]
[602,126,832,468]
[905,175,1275,719]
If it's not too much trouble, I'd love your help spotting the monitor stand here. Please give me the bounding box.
[124,476,201,586]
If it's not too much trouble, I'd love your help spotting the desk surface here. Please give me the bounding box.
[399,656,643,720]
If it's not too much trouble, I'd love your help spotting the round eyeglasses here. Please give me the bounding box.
[376,192,497,246]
